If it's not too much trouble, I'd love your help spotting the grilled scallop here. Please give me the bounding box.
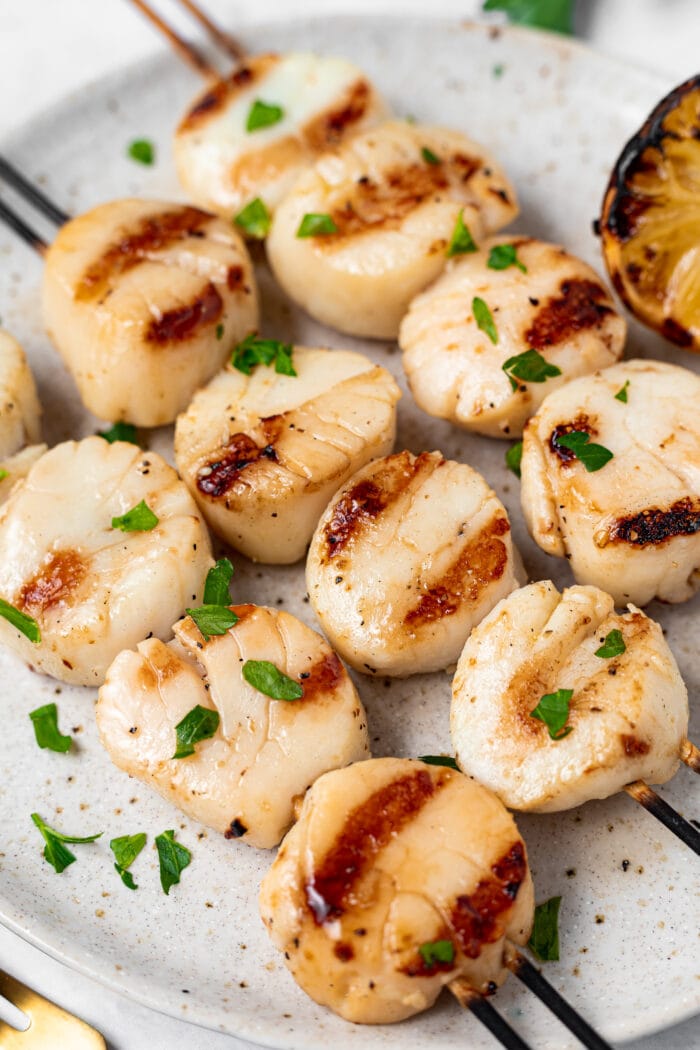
[399,237,625,438]
[174,52,389,221]
[0,444,47,504]
[267,121,518,339]
[0,330,42,459]
[97,604,370,848]
[175,347,400,564]
[0,436,212,685]
[451,581,688,812]
[306,450,519,676]
[520,359,700,606]
[259,757,534,1024]
[42,199,258,427]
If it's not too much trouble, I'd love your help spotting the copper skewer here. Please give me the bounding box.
[126,0,219,79]
[174,0,246,62]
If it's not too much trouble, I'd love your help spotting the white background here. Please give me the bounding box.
[0,2,699,1048]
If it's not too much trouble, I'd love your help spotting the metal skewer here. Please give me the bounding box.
[173,0,246,62]
[450,978,533,1050]
[125,0,247,78]
[624,780,700,855]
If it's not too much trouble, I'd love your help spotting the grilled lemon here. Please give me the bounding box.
[600,75,700,351]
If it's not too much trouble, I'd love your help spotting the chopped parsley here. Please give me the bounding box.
[418,755,459,770]
[110,833,146,890]
[232,334,296,376]
[446,211,478,257]
[127,139,155,166]
[493,63,505,78]
[595,629,626,659]
[29,703,71,753]
[0,469,8,482]
[421,146,441,165]
[203,558,234,606]
[172,704,220,759]
[242,660,304,701]
[155,829,191,895]
[554,431,613,472]
[111,500,159,532]
[487,242,527,272]
[483,0,574,35]
[216,323,224,341]
[234,197,271,239]
[0,598,40,643]
[502,348,561,391]
[98,422,139,445]
[296,213,338,237]
[528,896,562,961]
[530,688,573,740]
[246,99,284,132]
[419,939,455,968]
[473,296,498,344]
[614,380,629,403]
[505,440,523,478]
[185,604,239,642]
[31,813,102,874]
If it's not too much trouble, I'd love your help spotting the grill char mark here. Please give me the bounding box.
[19,550,86,614]
[449,841,527,959]
[609,497,700,546]
[197,417,284,498]
[526,279,614,349]
[298,652,345,703]
[548,413,596,464]
[302,79,372,151]
[621,734,651,757]
[146,282,223,345]
[178,63,261,132]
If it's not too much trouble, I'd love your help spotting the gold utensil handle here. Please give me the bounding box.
[0,970,105,1048]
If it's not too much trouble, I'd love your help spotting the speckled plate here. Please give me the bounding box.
[0,16,697,1050]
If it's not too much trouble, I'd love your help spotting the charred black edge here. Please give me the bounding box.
[624,781,700,856]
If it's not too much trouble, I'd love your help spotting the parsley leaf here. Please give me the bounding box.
[487,242,527,272]
[528,896,562,961]
[419,939,455,967]
[483,0,574,35]
[421,146,441,165]
[242,660,304,701]
[296,213,338,237]
[110,833,146,890]
[155,829,191,895]
[0,598,40,642]
[111,500,158,532]
[530,688,573,740]
[503,348,561,391]
[554,431,613,472]
[234,197,271,239]
[614,380,629,403]
[172,704,220,759]
[595,629,626,659]
[246,99,284,132]
[31,813,102,874]
[0,469,9,481]
[418,755,459,770]
[203,558,234,606]
[447,211,478,257]
[215,323,224,340]
[98,422,139,445]
[232,334,297,377]
[505,440,523,478]
[473,296,498,344]
[185,604,239,642]
[29,703,71,753]
[127,139,155,165]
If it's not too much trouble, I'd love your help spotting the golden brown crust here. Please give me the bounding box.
[525,279,614,349]
[19,550,86,614]
[301,79,372,151]
[145,282,224,345]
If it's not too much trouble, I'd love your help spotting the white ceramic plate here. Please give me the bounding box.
[0,16,698,1050]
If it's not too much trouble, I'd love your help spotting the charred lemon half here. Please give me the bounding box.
[600,75,700,351]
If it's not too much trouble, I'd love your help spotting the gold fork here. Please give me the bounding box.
[0,971,105,1048]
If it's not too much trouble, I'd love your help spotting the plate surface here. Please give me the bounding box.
[0,16,698,1050]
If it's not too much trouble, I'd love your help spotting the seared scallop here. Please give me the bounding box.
[259,756,534,1024]
[520,359,700,605]
[451,581,688,811]
[174,52,389,221]
[175,346,400,564]
[306,450,519,676]
[42,199,258,426]
[267,121,518,338]
[0,329,42,459]
[399,237,625,438]
[97,604,370,848]
[0,436,212,685]
[0,444,47,504]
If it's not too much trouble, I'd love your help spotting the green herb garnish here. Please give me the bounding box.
[111,500,159,532]
[418,755,459,770]
[446,211,478,257]
[554,431,613,472]
[29,703,71,753]
[127,139,155,166]
[155,829,191,895]
[528,896,562,961]
[614,380,629,403]
[487,243,527,273]
[172,704,220,759]
[418,939,455,967]
[203,558,234,606]
[215,323,224,341]
[530,688,573,740]
[185,605,239,642]
[505,440,523,478]
[242,660,304,701]
[473,296,498,344]
[483,0,574,35]
[595,629,626,659]
[0,598,40,643]
[98,422,139,445]
[232,334,296,376]
[110,833,146,890]
[31,813,102,874]
[234,198,271,239]
[421,146,441,165]
[246,99,284,132]
[0,469,8,482]
[502,348,561,391]
[493,63,505,78]
[296,213,338,238]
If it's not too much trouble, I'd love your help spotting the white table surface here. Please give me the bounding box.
[0,2,698,1048]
